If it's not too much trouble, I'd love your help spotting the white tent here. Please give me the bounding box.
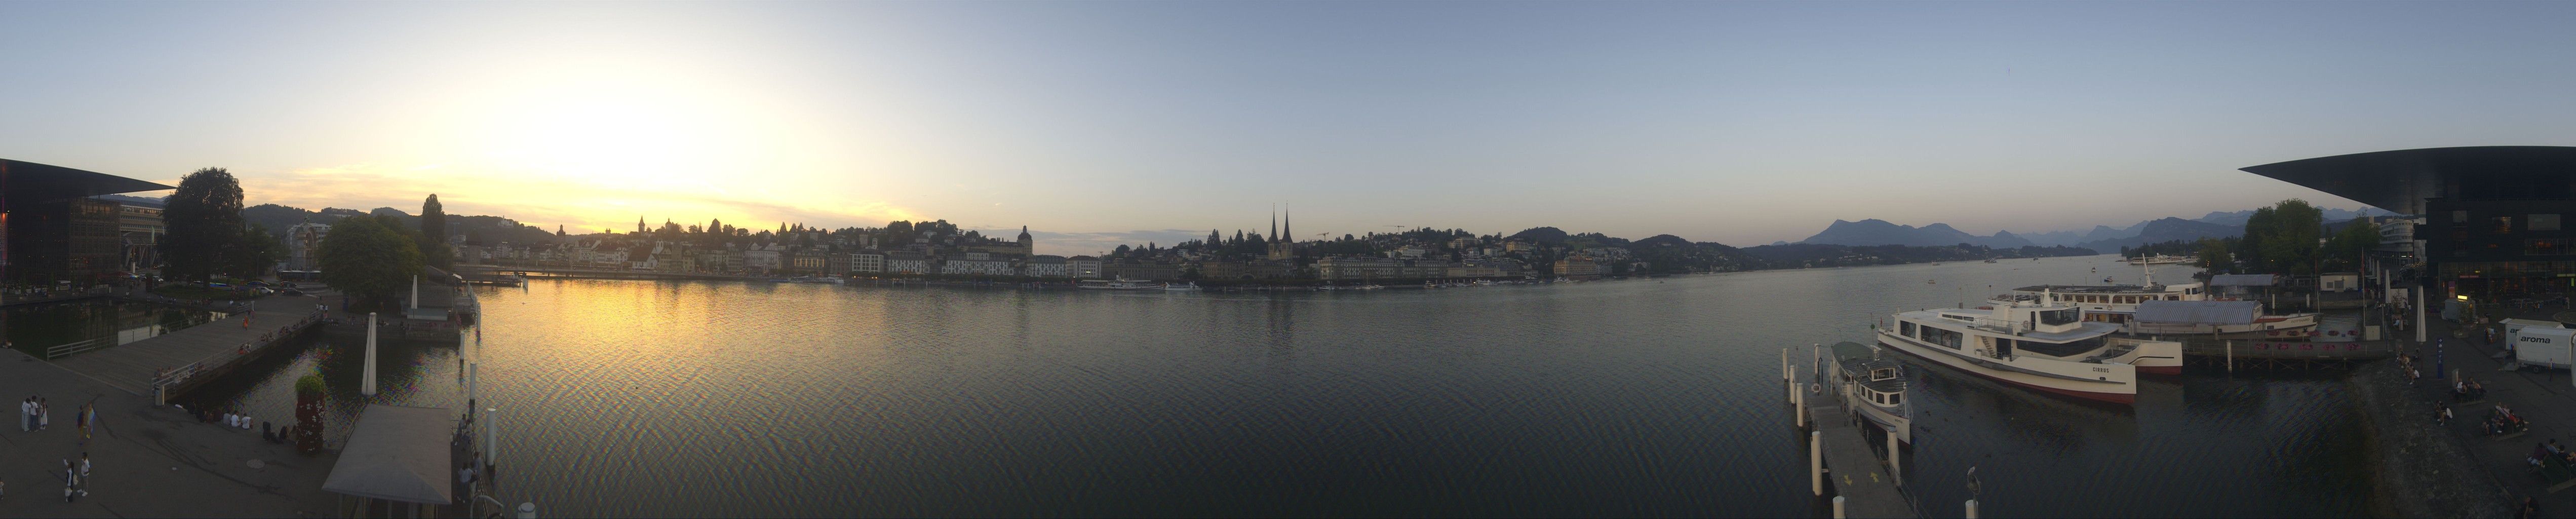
[323,404,455,507]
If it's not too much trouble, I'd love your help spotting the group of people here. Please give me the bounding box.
[57,454,92,502]
[185,405,297,444]
[2529,439,2576,470]
[2398,353,2425,386]
[2486,403,2532,437]
[20,396,48,431]
[2455,379,2491,402]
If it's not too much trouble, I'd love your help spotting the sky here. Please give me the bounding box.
[5,2,2574,256]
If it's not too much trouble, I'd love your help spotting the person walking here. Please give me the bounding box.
[77,453,89,497]
[37,397,48,431]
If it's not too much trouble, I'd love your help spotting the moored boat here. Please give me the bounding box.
[1162,282,1203,291]
[1829,341,1912,443]
[1874,290,2181,403]
[1078,278,1167,290]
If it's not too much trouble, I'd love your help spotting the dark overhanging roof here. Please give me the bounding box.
[2238,145,2576,215]
[2,159,176,207]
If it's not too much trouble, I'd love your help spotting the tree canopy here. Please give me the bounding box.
[420,194,451,268]
[319,214,426,306]
[162,168,247,282]
[2244,199,2324,275]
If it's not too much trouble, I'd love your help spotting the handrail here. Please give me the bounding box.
[45,338,107,359]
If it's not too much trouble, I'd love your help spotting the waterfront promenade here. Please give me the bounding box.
[0,345,339,517]
[48,293,325,398]
[2405,306,2576,515]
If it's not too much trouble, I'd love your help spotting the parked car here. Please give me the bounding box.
[281,288,306,296]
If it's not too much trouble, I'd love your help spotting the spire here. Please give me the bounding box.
[1282,203,1291,245]
[1270,204,1278,243]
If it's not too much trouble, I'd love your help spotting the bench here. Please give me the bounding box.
[2542,455,2576,493]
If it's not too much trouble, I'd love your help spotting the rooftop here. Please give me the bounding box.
[2240,145,2576,214]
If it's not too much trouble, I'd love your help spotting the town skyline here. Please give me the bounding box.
[8,2,2568,248]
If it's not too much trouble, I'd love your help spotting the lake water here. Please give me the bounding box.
[189,254,2373,517]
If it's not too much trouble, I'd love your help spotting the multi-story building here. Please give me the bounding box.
[1316,256,1402,281]
[111,198,164,273]
[286,220,332,272]
[825,252,851,275]
[791,248,826,274]
[1106,261,1180,281]
[1067,255,1104,278]
[2242,146,2576,302]
[744,244,783,274]
[850,251,886,273]
[942,256,1016,276]
[1554,257,1600,279]
[886,251,929,274]
[1025,254,1068,278]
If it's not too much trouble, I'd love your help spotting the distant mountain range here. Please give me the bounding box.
[1798,206,2389,251]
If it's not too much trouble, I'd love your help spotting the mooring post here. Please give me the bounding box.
[1831,496,1846,518]
[1810,431,1824,496]
[363,312,379,396]
[1887,427,1901,487]
[1966,499,1979,518]
[2226,340,2234,374]
[1794,381,1806,428]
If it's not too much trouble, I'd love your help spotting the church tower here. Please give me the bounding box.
[1268,204,1295,260]
[1018,226,1034,256]
[637,216,646,234]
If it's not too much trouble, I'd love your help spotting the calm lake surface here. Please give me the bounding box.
[192,254,2373,517]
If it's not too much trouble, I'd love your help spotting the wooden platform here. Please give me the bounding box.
[49,294,326,397]
[1805,400,1916,518]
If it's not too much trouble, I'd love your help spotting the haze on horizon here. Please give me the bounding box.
[6,1,2571,256]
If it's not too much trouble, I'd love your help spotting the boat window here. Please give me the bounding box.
[2037,308,2079,326]
[1996,338,2015,358]
[1887,393,1901,405]
[2016,336,2106,358]
[1871,368,1894,380]
[1901,321,1917,337]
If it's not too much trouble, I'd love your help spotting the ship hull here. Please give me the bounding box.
[1876,331,2137,404]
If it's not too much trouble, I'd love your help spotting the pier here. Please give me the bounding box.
[46,291,327,401]
[1788,349,1918,518]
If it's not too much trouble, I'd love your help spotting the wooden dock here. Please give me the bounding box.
[1799,387,1917,518]
[49,293,327,399]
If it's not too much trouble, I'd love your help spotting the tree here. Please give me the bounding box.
[319,215,426,307]
[162,168,246,282]
[2195,238,2234,273]
[2246,199,2324,275]
[228,224,284,279]
[2320,217,2378,271]
[419,194,451,268]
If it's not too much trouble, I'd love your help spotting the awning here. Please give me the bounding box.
[322,404,454,504]
[2209,274,2278,287]
[2133,300,2261,325]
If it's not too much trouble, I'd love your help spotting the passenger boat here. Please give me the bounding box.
[2125,254,2193,265]
[1077,278,1167,290]
[1875,290,2182,403]
[789,275,844,285]
[2007,281,2317,342]
[1828,341,1912,443]
[1162,282,1203,291]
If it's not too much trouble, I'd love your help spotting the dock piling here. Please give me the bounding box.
[1810,430,1824,496]
[1887,427,1901,487]
[363,312,379,396]
[1794,380,1807,428]
[1965,500,1978,518]
[1832,496,1846,518]
[2226,341,2234,374]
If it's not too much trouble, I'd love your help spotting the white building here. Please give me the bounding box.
[886,251,929,274]
[942,257,1016,276]
[745,244,783,272]
[849,251,886,273]
[1025,255,1068,277]
[1067,255,1103,279]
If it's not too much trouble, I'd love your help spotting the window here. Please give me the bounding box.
[2529,239,2568,256]
[2494,217,2515,234]
[1900,321,1916,337]
[2535,214,2563,232]
[1887,393,1901,406]
[2038,308,2079,325]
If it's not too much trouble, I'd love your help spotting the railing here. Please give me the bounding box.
[44,338,108,359]
[1970,317,2027,335]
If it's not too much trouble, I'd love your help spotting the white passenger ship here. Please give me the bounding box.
[2008,281,2318,342]
[1077,278,1167,290]
[1875,291,2182,404]
[1829,341,1912,443]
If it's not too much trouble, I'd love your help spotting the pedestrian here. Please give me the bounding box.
[18,397,28,432]
[77,453,89,496]
[37,397,47,430]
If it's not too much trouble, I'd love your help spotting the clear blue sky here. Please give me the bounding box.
[5,1,2571,254]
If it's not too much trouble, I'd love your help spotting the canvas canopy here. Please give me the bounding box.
[2208,274,2277,287]
[2133,300,2261,325]
[322,404,454,504]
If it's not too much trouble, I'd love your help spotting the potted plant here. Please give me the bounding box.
[294,374,326,453]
